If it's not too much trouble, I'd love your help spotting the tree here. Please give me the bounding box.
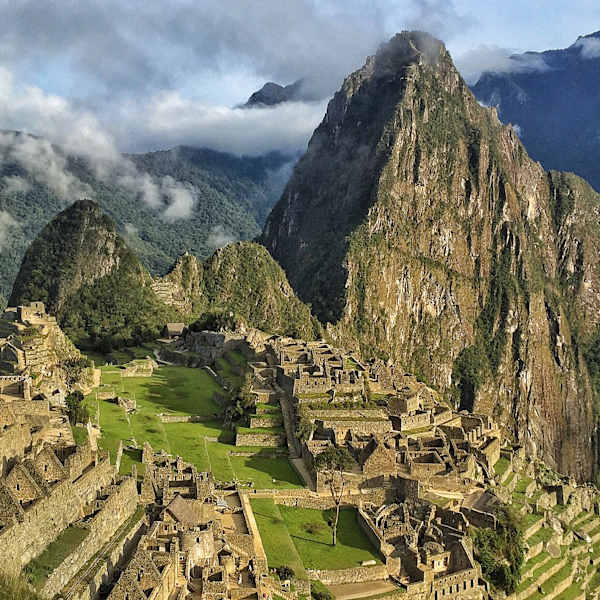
[314,446,354,546]
[296,418,315,443]
[65,390,89,425]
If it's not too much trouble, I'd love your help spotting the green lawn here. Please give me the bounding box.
[24,526,89,589]
[251,499,381,573]
[84,365,301,488]
[494,457,510,477]
[250,498,307,579]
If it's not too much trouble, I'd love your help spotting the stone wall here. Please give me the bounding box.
[158,414,218,423]
[461,507,497,530]
[303,409,387,420]
[0,421,31,473]
[0,455,114,576]
[235,432,286,447]
[306,565,388,585]
[400,412,431,431]
[70,511,147,600]
[321,419,392,436]
[250,415,283,428]
[357,508,395,558]
[40,478,138,598]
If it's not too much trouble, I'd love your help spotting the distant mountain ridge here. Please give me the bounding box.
[0,131,293,298]
[243,79,313,107]
[471,30,600,191]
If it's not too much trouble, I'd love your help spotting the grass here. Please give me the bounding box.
[252,499,381,572]
[72,425,89,445]
[84,365,302,488]
[84,365,222,473]
[24,525,89,589]
[494,456,510,477]
[250,498,307,579]
[237,425,285,435]
[279,505,381,570]
[0,574,42,600]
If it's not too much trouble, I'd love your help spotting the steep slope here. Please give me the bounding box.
[9,200,174,349]
[154,243,319,340]
[0,132,292,298]
[471,30,600,191]
[263,32,600,480]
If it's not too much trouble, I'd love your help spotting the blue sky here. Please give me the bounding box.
[0,0,598,155]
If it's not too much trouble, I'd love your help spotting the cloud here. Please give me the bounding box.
[124,223,138,237]
[0,67,118,162]
[511,123,523,137]
[2,175,30,194]
[574,37,600,59]
[0,132,93,201]
[111,95,328,155]
[0,211,18,250]
[455,45,549,84]
[162,179,196,221]
[206,225,237,250]
[0,1,472,104]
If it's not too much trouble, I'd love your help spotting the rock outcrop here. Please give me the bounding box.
[262,32,600,480]
[154,242,319,340]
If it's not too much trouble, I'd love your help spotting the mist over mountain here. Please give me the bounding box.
[471,30,600,191]
[0,131,294,298]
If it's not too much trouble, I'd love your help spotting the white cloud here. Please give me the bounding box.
[0,210,18,250]
[162,179,196,221]
[2,175,30,194]
[124,223,138,236]
[0,132,93,201]
[574,37,600,59]
[511,123,523,137]
[206,225,237,249]
[0,67,118,162]
[455,45,549,84]
[110,94,327,156]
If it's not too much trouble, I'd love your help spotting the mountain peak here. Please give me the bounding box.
[263,32,600,481]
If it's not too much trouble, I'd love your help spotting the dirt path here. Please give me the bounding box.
[327,581,398,600]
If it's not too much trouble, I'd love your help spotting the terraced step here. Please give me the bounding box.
[521,551,551,577]
[516,556,568,600]
[553,582,584,600]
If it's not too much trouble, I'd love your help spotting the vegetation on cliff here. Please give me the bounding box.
[166,243,320,340]
[262,31,600,480]
[471,506,524,594]
[9,200,174,350]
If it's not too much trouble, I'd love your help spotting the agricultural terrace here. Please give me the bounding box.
[250,498,381,574]
[82,350,303,489]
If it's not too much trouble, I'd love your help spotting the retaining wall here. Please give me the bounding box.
[306,565,388,585]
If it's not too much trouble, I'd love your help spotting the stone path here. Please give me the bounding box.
[277,387,302,458]
[328,581,398,600]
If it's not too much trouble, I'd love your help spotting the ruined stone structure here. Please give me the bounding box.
[107,445,277,600]
[360,500,488,599]
[0,440,119,577]
[0,301,100,402]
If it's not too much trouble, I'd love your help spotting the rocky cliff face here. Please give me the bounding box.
[155,242,319,340]
[262,32,600,480]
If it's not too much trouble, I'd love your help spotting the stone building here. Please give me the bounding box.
[361,500,488,599]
